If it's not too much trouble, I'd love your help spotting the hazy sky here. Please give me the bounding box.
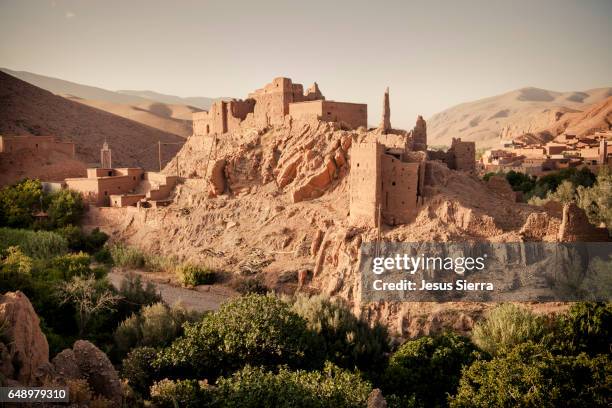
[1,0,611,127]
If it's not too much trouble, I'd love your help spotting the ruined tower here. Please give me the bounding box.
[100,141,112,169]
[412,115,427,151]
[599,139,608,165]
[380,87,391,134]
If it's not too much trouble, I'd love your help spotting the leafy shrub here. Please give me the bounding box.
[449,342,612,408]
[47,252,91,280]
[289,293,389,373]
[212,362,372,408]
[382,332,479,407]
[0,227,68,258]
[47,189,85,228]
[233,276,268,294]
[472,303,545,356]
[57,226,109,253]
[1,246,33,275]
[150,379,210,408]
[551,302,611,357]
[93,247,113,264]
[121,347,160,397]
[155,294,322,379]
[114,302,199,357]
[110,244,145,269]
[143,253,177,272]
[176,263,216,286]
[111,273,162,327]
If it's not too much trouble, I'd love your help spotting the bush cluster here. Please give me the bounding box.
[176,263,216,286]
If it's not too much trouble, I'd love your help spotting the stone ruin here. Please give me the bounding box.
[349,89,476,227]
[193,77,367,138]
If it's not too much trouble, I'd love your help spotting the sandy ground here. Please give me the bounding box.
[108,268,236,312]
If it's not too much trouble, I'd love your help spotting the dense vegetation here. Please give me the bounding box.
[484,167,611,231]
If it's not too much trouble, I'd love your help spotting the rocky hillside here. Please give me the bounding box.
[428,87,612,149]
[85,118,581,336]
[0,71,183,169]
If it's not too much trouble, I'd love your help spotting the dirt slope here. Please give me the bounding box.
[0,71,183,169]
[428,86,612,149]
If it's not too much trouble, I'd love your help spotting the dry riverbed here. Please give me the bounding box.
[108,268,237,312]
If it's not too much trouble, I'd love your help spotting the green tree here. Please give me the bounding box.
[58,275,121,336]
[577,166,612,231]
[449,342,611,408]
[47,189,85,228]
[211,362,372,408]
[550,302,612,357]
[0,179,43,228]
[289,293,389,374]
[155,294,322,379]
[114,302,199,357]
[382,332,479,407]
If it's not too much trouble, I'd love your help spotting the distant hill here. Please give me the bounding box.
[0,68,226,110]
[63,96,201,138]
[0,71,184,169]
[117,90,229,110]
[428,86,612,149]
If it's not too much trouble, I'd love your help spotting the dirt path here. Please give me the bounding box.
[108,268,236,312]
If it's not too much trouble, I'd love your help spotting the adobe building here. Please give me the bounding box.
[0,135,75,157]
[446,138,476,173]
[349,89,476,227]
[64,143,177,207]
[350,137,426,227]
[193,77,367,137]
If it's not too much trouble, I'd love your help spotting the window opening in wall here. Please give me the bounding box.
[108,171,112,176]
[392,181,396,186]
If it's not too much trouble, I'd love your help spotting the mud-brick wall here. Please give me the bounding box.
[381,155,420,225]
[288,100,323,122]
[349,142,383,226]
[320,101,367,130]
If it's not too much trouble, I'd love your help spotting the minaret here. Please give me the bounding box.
[101,141,112,169]
[380,87,391,134]
[599,139,608,165]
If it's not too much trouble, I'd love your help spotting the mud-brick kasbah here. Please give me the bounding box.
[0,77,608,241]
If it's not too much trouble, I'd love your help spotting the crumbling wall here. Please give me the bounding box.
[0,135,75,157]
[411,115,427,151]
[447,138,476,173]
[557,202,610,242]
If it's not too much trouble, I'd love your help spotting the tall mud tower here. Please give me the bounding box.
[380,87,391,134]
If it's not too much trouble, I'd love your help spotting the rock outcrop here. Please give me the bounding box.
[367,388,388,408]
[557,202,610,242]
[0,291,49,386]
[51,340,123,404]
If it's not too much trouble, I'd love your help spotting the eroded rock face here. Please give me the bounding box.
[558,202,609,242]
[208,158,226,197]
[51,340,123,404]
[0,291,49,386]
